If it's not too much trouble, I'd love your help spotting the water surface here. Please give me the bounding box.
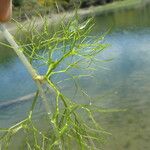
[0,2,150,149]
[93,2,150,150]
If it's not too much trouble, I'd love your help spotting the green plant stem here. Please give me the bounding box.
[0,24,37,78]
[0,24,51,116]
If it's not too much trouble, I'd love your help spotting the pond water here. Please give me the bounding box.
[0,1,150,149]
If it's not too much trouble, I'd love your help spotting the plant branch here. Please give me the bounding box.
[0,24,51,116]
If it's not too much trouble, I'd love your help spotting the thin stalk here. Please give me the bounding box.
[0,24,51,115]
[0,24,37,78]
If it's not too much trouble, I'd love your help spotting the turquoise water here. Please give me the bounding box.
[0,2,150,149]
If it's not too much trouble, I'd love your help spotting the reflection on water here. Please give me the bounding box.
[92,2,150,150]
[0,48,36,100]
[0,1,150,149]
[0,45,15,64]
[0,45,36,127]
[94,30,150,150]
[94,1,150,31]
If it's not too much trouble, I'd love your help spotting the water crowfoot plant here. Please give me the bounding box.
[0,15,110,149]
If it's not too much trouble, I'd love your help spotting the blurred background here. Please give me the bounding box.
[12,0,124,20]
[1,0,150,149]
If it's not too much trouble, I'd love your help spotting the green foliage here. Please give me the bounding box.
[13,0,24,7]
[12,0,120,8]
[12,0,126,21]
[0,16,111,149]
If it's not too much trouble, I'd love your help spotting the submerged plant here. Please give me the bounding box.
[0,15,110,150]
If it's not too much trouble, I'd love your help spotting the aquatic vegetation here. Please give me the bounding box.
[0,15,110,149]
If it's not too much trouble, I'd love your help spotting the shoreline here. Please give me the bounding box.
[1,0,149,36]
